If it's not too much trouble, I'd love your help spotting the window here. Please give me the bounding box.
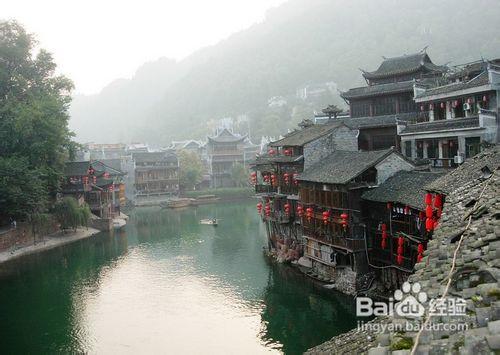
[373,96,396,116]
[372,135,395,150]
[465,137,481,158]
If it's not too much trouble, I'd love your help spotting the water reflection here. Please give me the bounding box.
[0,201,356,354]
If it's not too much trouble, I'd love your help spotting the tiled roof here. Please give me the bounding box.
[362,170,444,210]
[362,52,446,80]
[254,154,304,165]
[415,71,490,99]
[297,149,395,185]
[343,112,415,129]
[400,117,481,135]
[425,145,500,195]
[64,160,124,177]
[269,121,344,147]
[132,152,178,163]
[207,128,247,143]
[341,80,414,100]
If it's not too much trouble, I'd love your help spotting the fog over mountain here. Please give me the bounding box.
[69,0,500,144]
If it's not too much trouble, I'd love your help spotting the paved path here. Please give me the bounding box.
[0,227,100,264]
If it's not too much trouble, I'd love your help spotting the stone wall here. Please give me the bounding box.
[0,218,59,252]
[303,125,358,170]
[375,153,414,185]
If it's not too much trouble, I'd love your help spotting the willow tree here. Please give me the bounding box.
[0,20,77,220]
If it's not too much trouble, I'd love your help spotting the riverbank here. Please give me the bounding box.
[0,227,100,264]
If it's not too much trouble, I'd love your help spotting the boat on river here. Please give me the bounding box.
[191,194,220,206]
[160,198,193,209]
[199,218,219,226]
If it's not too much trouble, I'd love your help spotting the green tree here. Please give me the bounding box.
[178,150,203,190]
[0,20,76,220]
[53,197,90,232]
[231,163,248,188]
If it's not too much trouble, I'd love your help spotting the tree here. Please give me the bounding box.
[53,197,90,232]
[0,21,76,220]
[231,163,248,188]
[178,150,203,190]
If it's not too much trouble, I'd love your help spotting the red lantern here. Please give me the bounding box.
[340,213,348,228]
[425,218,434,232]
[270,174,277,187]
[284,203,290,216]
[268,149,276,156]
[256,202,263,214]
[404,206,410,215]
[397,246,404,255]
[103,172,110,179]
[322,211,330,225]
[398,236,404,246]
[265,202,271,217]
[425,193,432,205]
[434,194,442,208]
[381,223,387,232]
[397,254,403,265]
[109,185,114,192]
[306,207,314,222]
[417,243,424,254]
[283,173,290,185]
[387,202,393,210]
[296,205,304,217]
[292,173,299,186]
[426,205,433,219]
[381,237,387,249]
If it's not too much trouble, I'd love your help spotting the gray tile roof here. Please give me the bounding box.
[415,71,490,99]
[341,80,414,100]
[362,52,446,80]
[207,128,247,143]
[343,112,415,129]
[362,170,445,210]
[297,149,395,184]
[400,117,481,135]
[132,152,178,164]
[254,154,303,165]
[269,121,344,147]
[425,145,500,195]
[64,160,124,177]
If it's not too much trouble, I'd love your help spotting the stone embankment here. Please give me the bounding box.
[0,227,100,264]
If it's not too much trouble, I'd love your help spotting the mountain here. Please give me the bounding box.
[69,0,500,144]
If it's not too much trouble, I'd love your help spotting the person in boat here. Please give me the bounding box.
[212,218,217,224]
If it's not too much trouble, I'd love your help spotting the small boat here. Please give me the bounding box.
[200,218,218,226]
[191,194,220,206]
[161,198,193,209]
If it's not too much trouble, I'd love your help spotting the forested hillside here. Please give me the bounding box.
[70,0,500,144]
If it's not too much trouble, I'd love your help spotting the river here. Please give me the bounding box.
[0,200,357,354]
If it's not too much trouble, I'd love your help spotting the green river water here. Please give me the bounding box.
[0,200,357,354]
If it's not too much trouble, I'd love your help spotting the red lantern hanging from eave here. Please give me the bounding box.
[296,205,303,217]
[283,173,290,185]
[381,237,387,249]
[397,254,404,265]
[425,205,433,219]
[340,213,348,228]
[381,223,387,232]
[404,206,410,215]
[425,218,434,232]
[284,203,290,216]
[292,173,299,186]
[268,149,276,156]
[434,194,443,208]
[256,202,263,214]
[425,193,433,205]
[322,211,330,225]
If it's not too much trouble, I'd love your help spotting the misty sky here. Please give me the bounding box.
[3,0,286,95]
